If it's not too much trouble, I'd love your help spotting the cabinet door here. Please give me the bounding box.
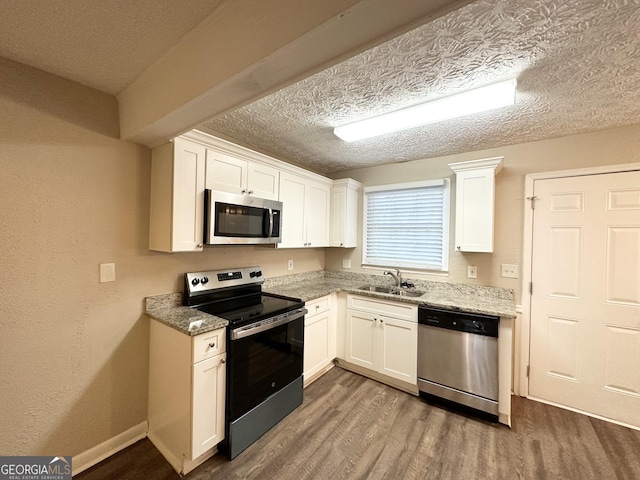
[205,149,247,194]
[191,353,226,460]
[330,186,346,247]
[278,172,306,248]
[304,311,330,381]
[450,158,502,253]
[247,162,279,200]
[346,310,378,371]
[171,138,206,252]
[330,180,360,248]
[305,180,330,247]
[378,316,417,384]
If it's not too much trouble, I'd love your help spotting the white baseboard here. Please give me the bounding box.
[147,431,182,475]
[73,421,148,476]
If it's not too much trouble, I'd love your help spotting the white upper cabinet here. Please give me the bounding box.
[449,157,503,253]
[148,130,336,252]
[330,178,361,248]
[149,137,206,252]
[205,148,279,200]
[278,172,331,248]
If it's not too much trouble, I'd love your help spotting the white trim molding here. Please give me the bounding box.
[72,421,148,476]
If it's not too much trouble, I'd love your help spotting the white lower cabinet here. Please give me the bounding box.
[345,295,417,386]
[192,354,226,459]
[303,295,336,386]
[148,322,226,475]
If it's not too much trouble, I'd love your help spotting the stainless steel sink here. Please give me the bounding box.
[357,285,424,297]
[394,289,424,298]
[358,285,395,294]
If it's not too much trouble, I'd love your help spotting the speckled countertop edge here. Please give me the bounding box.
[145,292,228,336]
[146,270,516,336]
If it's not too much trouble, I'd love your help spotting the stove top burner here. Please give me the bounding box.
[183,266,304,328]
[194,293,303,326]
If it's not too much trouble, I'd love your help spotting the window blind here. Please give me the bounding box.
[363,180,449,271]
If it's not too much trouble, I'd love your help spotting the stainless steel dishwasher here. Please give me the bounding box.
[417,305,499,418]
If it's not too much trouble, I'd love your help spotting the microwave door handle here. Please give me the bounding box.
[266,208,274,238]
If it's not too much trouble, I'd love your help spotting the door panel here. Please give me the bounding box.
[606,226,640,305]
[346,310,377,370]
[192,354,225,459]
[549,227,582,298]
[529,170,640,427]
[379,317,417,384]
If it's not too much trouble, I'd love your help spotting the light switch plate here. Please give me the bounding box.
[99,263,116,283]
[342,258,352,269]
[501,264,519,278]
[287,259,294,271]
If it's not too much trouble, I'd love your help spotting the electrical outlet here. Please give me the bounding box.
[99,263,116,283]
[342,258,352,269]
[287,259,294,271]
[467,265,477,279]
[501,264,519,279]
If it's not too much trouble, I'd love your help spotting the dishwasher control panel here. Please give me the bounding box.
[418,305,499,337]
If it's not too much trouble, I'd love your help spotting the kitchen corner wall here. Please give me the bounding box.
[326,123,640,304]
[0,58,323,458]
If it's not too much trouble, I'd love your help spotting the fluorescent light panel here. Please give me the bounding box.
[334,78,517,142]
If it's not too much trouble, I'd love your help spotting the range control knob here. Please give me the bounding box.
[191,278,200,286]
[249,271,257,278]
[255,270,263,277]
[201,277,209,284]
[472,321,485,332]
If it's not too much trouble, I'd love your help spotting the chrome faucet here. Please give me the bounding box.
[384,269,402,287]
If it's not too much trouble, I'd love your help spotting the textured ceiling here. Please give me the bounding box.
[202,0,640,174]
[0,0,223,94]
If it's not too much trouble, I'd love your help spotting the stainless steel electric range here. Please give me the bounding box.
[183,266,306,459]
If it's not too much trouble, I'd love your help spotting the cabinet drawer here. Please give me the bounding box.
[192,328,226,363]
[306,296,330,317]
[347,295,417,322]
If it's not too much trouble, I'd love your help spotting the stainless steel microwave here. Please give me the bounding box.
[204,189,282,245]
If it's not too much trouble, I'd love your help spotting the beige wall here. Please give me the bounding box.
[0,58,323,457]
[3,53,640,459]
[326,123,640,303]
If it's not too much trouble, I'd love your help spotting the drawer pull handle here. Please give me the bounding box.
[208,342,216,349]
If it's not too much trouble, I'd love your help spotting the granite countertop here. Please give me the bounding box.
[145,292,228,336]
[265,271,516,319]
[145,271,516,336]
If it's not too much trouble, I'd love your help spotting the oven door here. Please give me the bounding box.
[227,309,305,422]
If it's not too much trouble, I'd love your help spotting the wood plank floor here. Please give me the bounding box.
[77,367,640,480]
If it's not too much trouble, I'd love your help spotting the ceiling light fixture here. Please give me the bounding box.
[333,78,517,142]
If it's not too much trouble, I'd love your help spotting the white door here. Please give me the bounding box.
[529,171,640,427]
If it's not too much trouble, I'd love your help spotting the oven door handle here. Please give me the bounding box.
[230,307,307,340]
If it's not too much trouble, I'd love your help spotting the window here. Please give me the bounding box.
[362,179,450,271]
